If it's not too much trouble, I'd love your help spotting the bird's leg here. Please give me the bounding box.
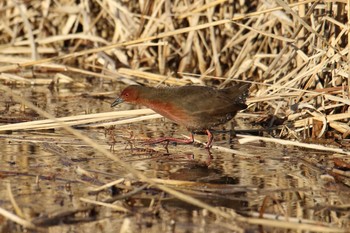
[143,132,195,146]
[205,130,214,149]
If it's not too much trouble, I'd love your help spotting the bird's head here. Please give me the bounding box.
[111,85,140,107]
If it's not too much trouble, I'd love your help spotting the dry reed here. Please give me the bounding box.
[0,0,349,231]
[1,0,349,141]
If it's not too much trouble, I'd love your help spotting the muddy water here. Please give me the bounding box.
[0,83,349,232]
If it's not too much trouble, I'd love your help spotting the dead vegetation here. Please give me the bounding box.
[1,0,350,232]
[1,0,350,140]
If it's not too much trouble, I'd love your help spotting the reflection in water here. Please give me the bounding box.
[0,84,349,231]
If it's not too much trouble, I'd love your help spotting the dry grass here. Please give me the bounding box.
[1,0,349,140]
[1,0,350,231]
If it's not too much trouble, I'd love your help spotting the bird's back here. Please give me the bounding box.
[138,84,249,130]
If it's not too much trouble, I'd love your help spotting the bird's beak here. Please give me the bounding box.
[111,97,124,107]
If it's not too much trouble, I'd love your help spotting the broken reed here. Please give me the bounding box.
[1,1,349,139]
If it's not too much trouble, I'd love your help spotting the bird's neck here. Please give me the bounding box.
[134,87,175,113]
[136,87,166,105]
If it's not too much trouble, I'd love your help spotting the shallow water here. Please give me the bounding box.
[0,83,349,232]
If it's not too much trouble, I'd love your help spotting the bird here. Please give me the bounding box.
[111,84,249,148]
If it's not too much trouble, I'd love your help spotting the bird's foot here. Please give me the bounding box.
[204,143,212,149]
[143,137,194,146]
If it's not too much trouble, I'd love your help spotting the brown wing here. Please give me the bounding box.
[173,85,248,113]
[165,85,249,129]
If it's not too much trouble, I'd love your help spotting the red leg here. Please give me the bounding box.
[144,133,194,146]
[205,130,213,149]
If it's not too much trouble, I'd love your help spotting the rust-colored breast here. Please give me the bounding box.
[141,100,189,125]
